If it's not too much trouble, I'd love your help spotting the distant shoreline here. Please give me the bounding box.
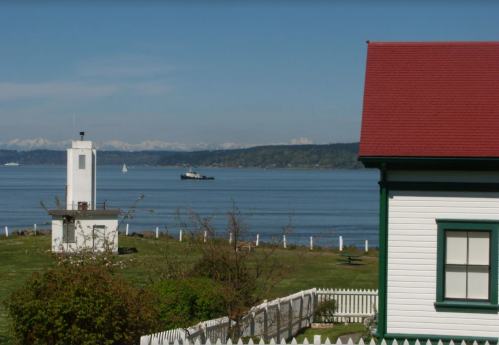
[2,164,369,170]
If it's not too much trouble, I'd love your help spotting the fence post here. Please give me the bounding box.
[229,232,232,244]
[365,240,368,252]
[256,234,259,246]
[4,226,8,237]
[340,236,343,251]
[310,237,313,250]
[311,288,317,324]
[204,231,207,242]
[156,227,159,239]
[34,224,37,234]
[283,235,286,249]
[180,230,183,242]
[126,224,129,236]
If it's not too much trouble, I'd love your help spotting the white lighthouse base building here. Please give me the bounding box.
[49,210,120,253]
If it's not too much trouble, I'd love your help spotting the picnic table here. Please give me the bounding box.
[236,241,254,253]
[336,254,363,265]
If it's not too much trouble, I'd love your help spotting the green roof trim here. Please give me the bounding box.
[359,156,499,170]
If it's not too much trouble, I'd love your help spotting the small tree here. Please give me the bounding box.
[170,200,323,339]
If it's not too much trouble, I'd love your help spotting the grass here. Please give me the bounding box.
[292,323,366,343]
[0,235,378,344]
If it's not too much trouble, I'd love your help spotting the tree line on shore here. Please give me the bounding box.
[156,143,362,169]
[0,143,363,169]
[0,150,175,166]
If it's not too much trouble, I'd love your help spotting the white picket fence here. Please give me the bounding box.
[317,289,378,323]
[142,338,497,345]
[141,288,378,345]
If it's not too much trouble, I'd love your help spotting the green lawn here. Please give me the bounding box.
[0,235,378,344]
[292,323,366,343]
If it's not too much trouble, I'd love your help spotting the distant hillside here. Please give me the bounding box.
[0,150,176,166]
[156,143,363,169]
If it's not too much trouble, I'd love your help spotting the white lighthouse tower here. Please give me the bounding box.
[67,132,97,210]
[49,132,119,253]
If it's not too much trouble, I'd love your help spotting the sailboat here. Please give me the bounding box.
[122,164,128,173]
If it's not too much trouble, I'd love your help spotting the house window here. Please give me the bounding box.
[435,219,499,313]
[445,231,489,300]
[63,216,76,243]
[79,155,85,169]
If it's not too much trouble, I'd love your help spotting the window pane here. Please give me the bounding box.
[468,232,490,265]
[445,265,467,298]
[467,266,489,299]
[79,155,85,169]
[62,225,68,243]
[67,222,75,243]
[446,231,468,265]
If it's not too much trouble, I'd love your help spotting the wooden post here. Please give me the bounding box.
[365,240,368,252]
[204,230,207,242]
[34,224,37,234]
[179,229,183,242]
[126,224,129,236]
[256,234,259,246]
[4,227,7,237]
[156,227,159,239]
[340,236,343,251]
[310,237,313,250]
[229,232,232,243]
[283,235,287,248]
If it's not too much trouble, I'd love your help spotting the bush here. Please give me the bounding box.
[4,264,163,345]
[155,278,225,329]
[314,299,337,324]
[189,254,255,312]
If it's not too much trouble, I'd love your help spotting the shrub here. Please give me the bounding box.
[155,278,225,329]
[314,299,337,324]
[4,263,163,345]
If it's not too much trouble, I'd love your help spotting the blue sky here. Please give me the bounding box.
[0,2,497,145]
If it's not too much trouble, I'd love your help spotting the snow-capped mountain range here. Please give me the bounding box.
[0,137,314,152]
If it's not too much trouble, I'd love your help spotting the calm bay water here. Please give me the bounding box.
[0,166,380,247]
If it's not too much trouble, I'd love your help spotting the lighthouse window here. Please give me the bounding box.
[63,216,76,243]
[79,155,85,169]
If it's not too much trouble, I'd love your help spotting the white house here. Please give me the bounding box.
[358,42,499,342]
[49,134,120,253]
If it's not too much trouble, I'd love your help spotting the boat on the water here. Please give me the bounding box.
[181,168,214,180]
[122,164,128,173]
[5,162,19,166]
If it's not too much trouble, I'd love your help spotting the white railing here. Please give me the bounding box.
[316,289,378,323]
[141,288,378,345]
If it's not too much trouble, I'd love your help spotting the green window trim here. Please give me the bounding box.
[435,219,499,313]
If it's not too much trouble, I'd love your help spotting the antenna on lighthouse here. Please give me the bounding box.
[73,114,75,139]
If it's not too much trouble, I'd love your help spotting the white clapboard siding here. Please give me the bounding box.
[387,189,499,338]
[141,288,378,345]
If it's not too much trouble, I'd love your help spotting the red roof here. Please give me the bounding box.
[359,41,499,158]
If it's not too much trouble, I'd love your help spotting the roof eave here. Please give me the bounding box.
[358,156,499,170]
